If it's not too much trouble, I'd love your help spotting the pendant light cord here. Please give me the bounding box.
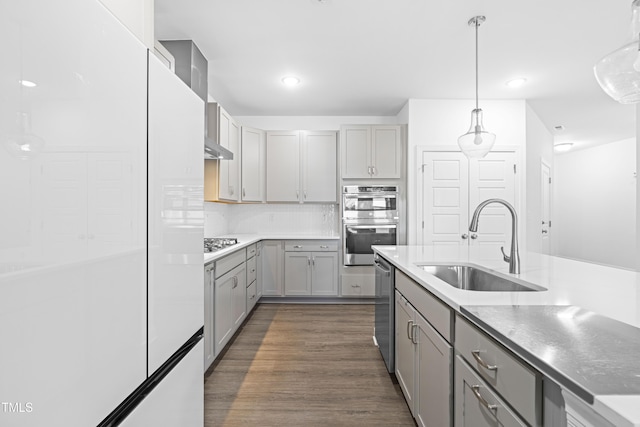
[475,18,479,111]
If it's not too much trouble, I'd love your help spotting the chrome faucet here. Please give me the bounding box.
[469,198,520,274]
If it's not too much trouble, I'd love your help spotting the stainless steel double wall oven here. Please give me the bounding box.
[342,185,399,266]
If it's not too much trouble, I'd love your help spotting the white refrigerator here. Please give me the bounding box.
[0,0,204,426]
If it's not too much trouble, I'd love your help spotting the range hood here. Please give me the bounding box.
[159,40,233,160]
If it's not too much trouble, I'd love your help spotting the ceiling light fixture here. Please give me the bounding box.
[594,0,640,103]
[19,80,37,88]
[281,76,300,86]
[554,142,574,153]
[506,78,527,88]
[458,16,496,159]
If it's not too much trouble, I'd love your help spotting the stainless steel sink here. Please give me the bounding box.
[416,264,545,292]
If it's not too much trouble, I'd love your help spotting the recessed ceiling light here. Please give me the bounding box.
[506,78,527,88]
[19,80,37,88]
[281,76,300,86]
[554,142,573,152]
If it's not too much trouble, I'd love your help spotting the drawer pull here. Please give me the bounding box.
[293,245,303,249]
[320,245,329,249]
[472,350,498,371]
[471,385,498,413]
[407,320,414,341]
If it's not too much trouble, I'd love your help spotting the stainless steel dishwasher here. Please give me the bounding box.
[374,253,395,373]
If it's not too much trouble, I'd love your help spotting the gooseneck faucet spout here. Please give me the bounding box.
[469,198,520,274]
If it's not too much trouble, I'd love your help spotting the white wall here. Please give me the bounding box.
[204,202,338,237]
[98,0,154,48]
[405,99,527,244]
[554,138,637,269]
[525,104,554,253]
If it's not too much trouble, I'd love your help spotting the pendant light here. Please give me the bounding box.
[458,16,496,159]
[594,0,640,104]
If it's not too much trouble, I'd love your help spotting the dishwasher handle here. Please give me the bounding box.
[374,260,391,276]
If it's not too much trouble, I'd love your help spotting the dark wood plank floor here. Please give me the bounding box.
[204,303,415,426]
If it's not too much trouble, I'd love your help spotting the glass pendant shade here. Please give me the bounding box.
[594,0,640,103]
[457,108,496,158]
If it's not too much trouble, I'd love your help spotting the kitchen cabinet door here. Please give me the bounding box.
[261,240,284,296]
[302,131,337,202]
[232,263,247,329]
[218,107,240,201]
[371,126,401,178]
[284,251,312,296]
[266,131,300,202]
[414,312,452,427]
[241,126,265,202]
[395,291,416,415]
[310,252,338,296]
[341,126,371,178]
[204,263,215,371]
[215,269,234,356]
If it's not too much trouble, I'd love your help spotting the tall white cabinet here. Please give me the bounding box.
[341,125,401,178]
[241,127,265,202]
[266,131,337,203]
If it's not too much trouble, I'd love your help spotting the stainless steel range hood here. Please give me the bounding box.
[159,40,233,160]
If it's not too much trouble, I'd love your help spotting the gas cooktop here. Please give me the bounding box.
[204,238,239,253]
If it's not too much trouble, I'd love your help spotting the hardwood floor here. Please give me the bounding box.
[204,303,415,426]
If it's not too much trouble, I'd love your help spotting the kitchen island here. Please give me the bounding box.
[373,245,640,427]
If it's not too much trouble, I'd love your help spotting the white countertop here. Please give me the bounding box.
[373,245,640,427]
[204,234,340,264]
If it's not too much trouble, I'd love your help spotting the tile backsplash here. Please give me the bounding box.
[205,202,338,237]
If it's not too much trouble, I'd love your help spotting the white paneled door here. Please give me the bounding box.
[419,150,517,260]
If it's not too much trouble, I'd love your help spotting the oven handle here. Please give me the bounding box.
[345,224,398,229]
[374,260,391,276]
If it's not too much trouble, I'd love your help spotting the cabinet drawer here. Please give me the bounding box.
[247,281,257,312]
[246,243,257,259]
[246,255,257,284]
[455,355,527,427]
[395,270,452,342]
[284,240,337,252]
[341,274,375,297]
[455,315,541,427]
[215,248,246,278]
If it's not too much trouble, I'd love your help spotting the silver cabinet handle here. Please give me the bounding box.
[320,245,329,249]
[411,324,418,344]
[372,166,376,175]
[307,257,311,266]
[312,257,315,266]
[461,233,469,240]
[406,320,414,341]
[470,233,478,239]
[542,229,548,234]
[471,385,498,413]
[368,166,372,175]
[304,191,307,200]
[296,190,299,199]
[232,276,238,289]
[293,245,303,249]
[243,188,246,197]
[471,350,498,371]
[351,284,361,288]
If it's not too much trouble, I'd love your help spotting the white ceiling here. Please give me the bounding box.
[155,0,637,150]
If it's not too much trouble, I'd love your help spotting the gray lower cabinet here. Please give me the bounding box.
[204,262,215,371]
[260,240,284,296]
[455,355,526,427]
[283,241,338,297]
[395,290,452,427]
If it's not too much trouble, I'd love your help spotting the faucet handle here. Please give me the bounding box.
[500,246,511,263]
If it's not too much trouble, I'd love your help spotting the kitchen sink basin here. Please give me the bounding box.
[416,264,545,292]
